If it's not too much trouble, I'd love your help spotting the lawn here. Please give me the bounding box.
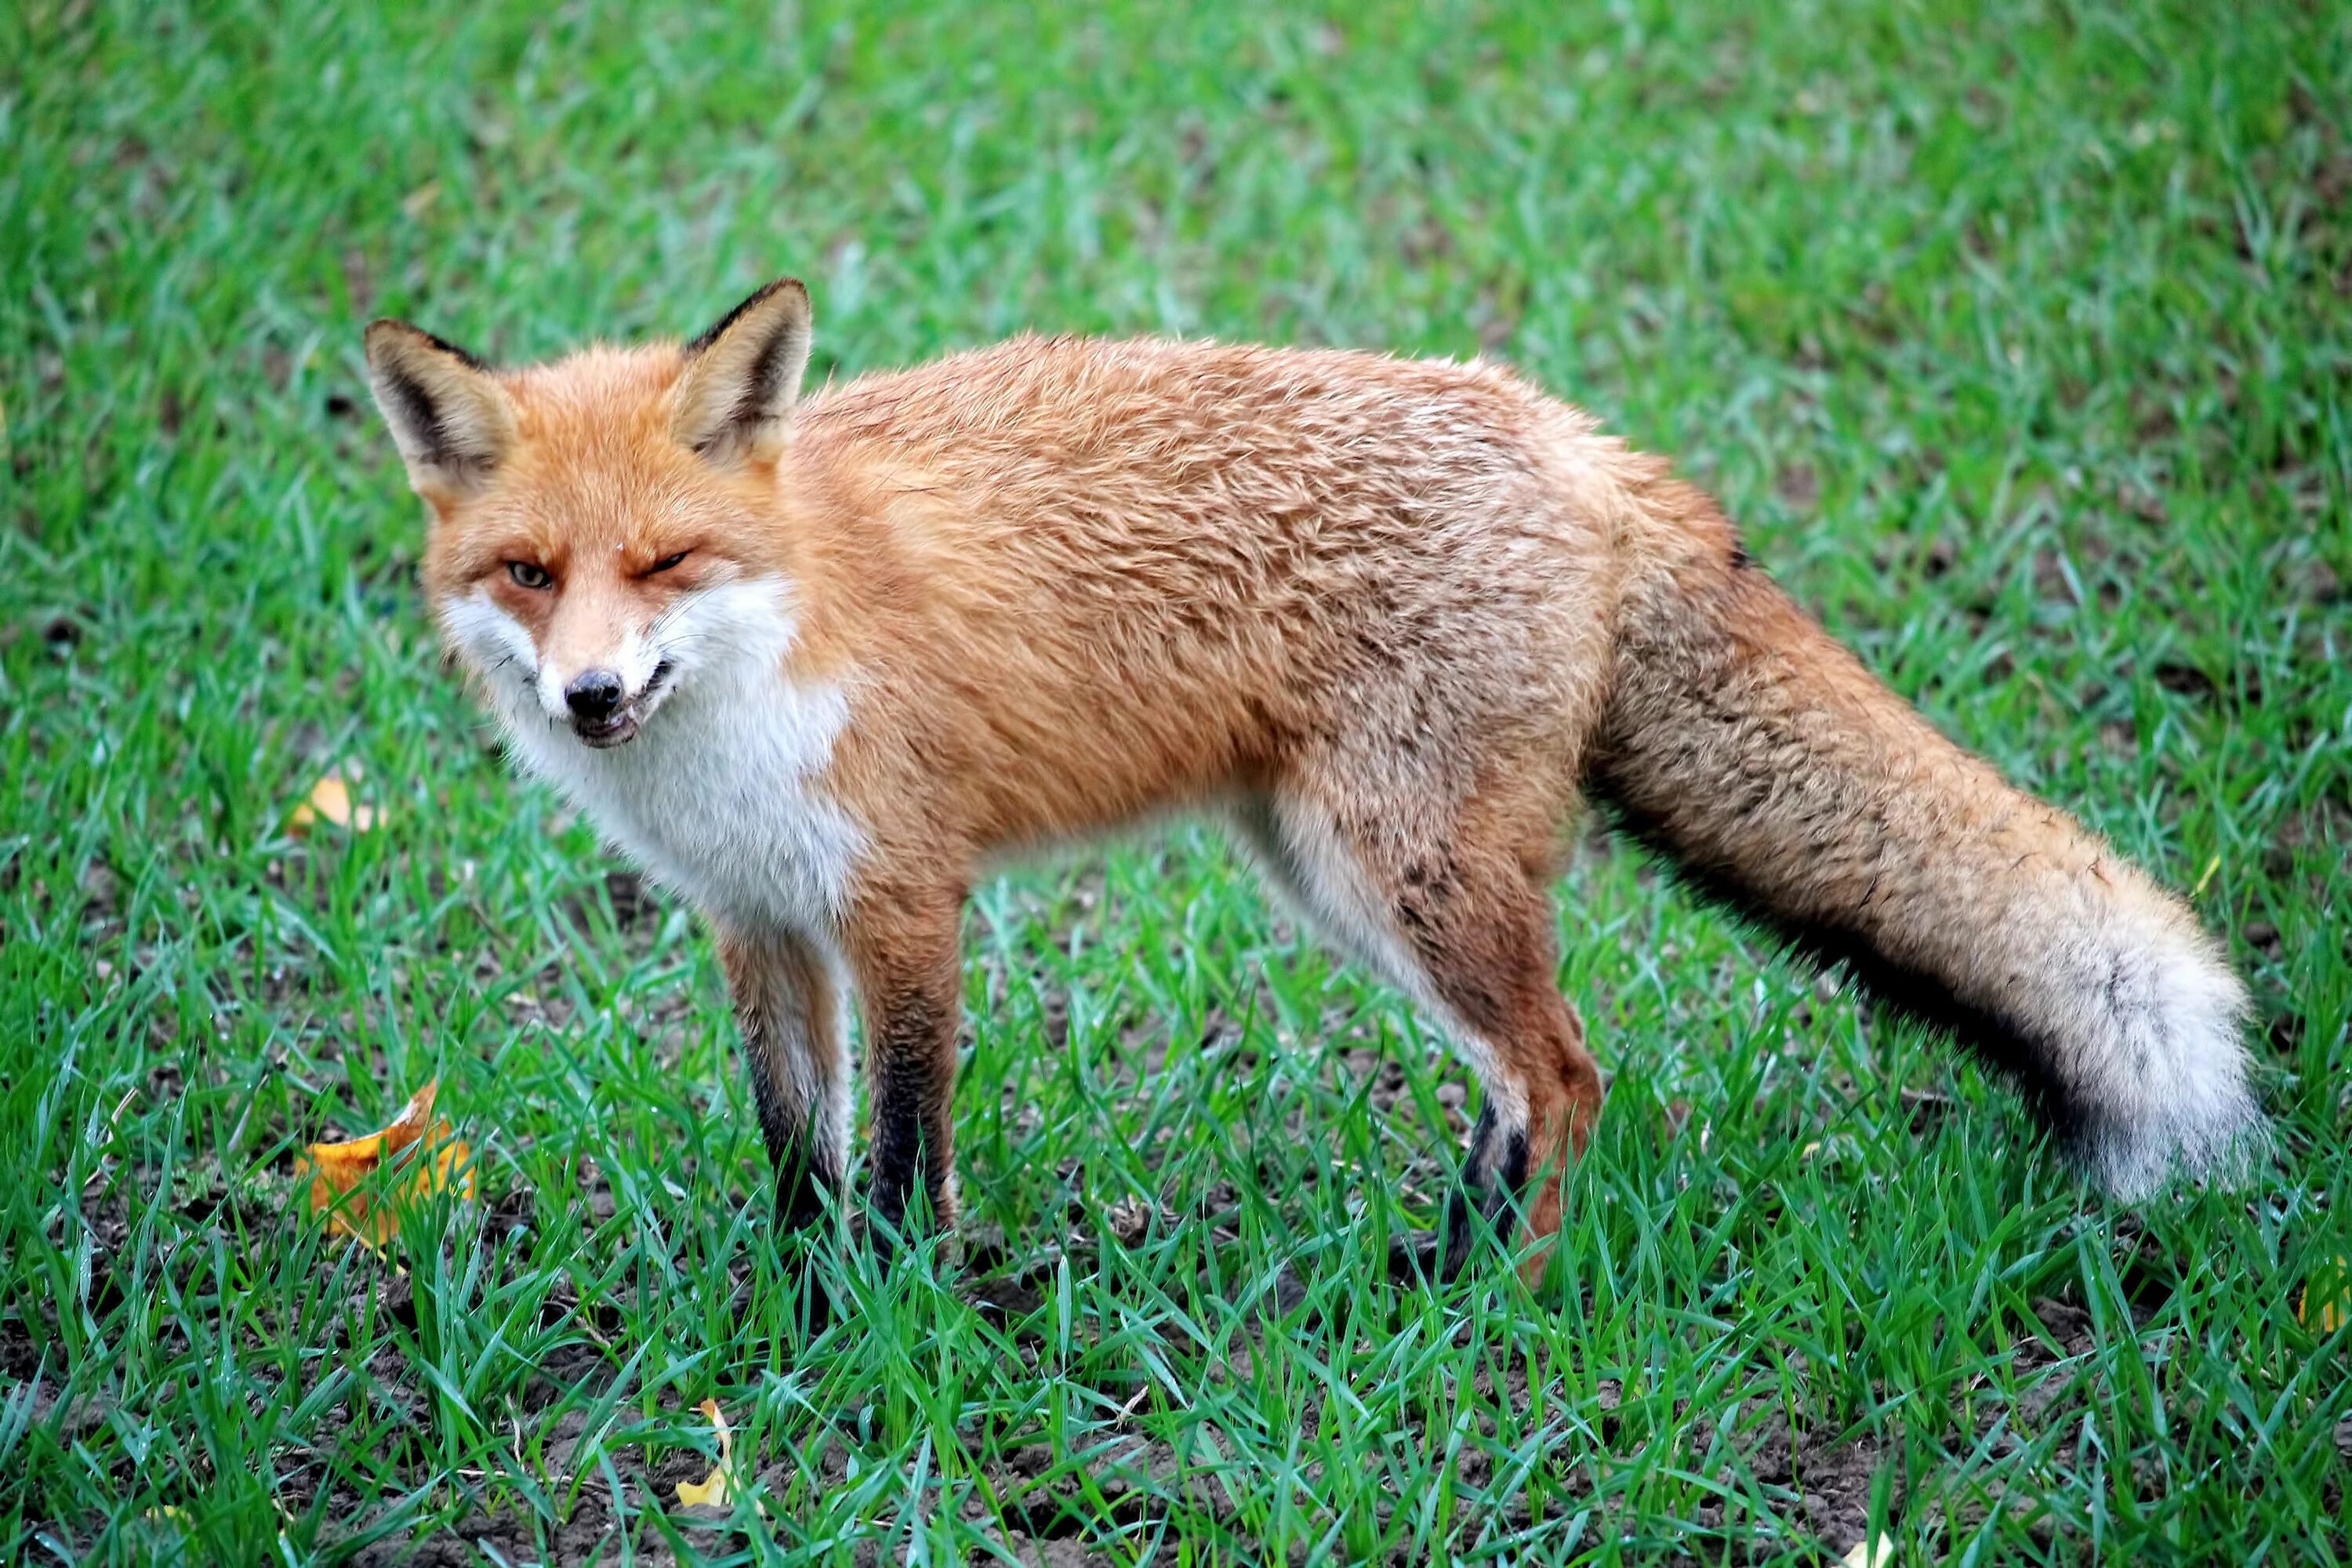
[4,0,2349,1562]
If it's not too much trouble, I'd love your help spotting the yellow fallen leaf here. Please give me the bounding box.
[289,770,381,835]
[675,1398,757,1511]
[296,1078,474,1247]
[1842,1534,1893,1568]
[2299,1255,2349,1334]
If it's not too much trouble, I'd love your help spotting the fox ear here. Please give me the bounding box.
[673,278,812,465]
[364,320,515,505]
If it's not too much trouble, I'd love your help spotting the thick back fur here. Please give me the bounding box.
[1589,487,2263,1197]
[781,335,1629,862]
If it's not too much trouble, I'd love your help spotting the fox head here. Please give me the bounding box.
[365,279,813,748]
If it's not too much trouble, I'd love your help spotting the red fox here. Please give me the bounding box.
[365,278,2263,1280]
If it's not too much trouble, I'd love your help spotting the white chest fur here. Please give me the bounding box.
[456,579,865,934]
[521,672,861,931]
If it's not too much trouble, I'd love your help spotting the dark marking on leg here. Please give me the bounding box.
[721,928,845,1235]
[743,1042,837,1229]
[1390,1105,1536,1286]
[864,980,960,1240]
[1436,1105,1501,1279]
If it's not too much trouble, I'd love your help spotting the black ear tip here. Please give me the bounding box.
[686,277,813,357]
[750,276,810,310]
[363,319,436,375]
[365,318,492,372]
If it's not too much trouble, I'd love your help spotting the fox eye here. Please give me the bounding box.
[506,561,554,590]
[647,550,690,575]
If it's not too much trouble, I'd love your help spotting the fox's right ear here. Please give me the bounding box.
[364,320,516,507]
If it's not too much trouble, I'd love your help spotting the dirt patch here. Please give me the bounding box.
[1,1308,45,1382]
[347,1487,644,1568]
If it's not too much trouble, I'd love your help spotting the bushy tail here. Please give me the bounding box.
[1588,528,2263,1197]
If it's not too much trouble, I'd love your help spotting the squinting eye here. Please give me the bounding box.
[648,550,690,575]
[507,561,554,590]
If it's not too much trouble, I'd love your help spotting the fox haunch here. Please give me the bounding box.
[366,278,2264,1283]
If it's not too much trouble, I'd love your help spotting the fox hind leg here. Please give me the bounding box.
[1237,786,1601,1283]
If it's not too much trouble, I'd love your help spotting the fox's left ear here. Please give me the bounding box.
[673,278,813,465]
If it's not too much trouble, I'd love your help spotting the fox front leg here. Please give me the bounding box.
[843,884,967,1241]
[720,927,849,1229]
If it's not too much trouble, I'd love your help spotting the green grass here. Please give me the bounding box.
[4,0,2349,1562]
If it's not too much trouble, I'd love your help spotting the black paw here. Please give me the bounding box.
[773,1154,839,1232]
[1388,1231,1448,1287]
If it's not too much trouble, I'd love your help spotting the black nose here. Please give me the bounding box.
[564,669,625,721]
